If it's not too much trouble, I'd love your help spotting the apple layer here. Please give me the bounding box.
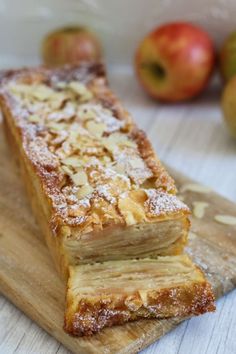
[65,255,215,336]
[63,218,188,265]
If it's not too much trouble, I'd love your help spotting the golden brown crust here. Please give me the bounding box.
[2,113,68,277]
[131,129,175,191]
[65,282,215,336]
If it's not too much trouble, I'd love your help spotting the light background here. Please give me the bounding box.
[0,1,236,354]
[0,0,235,67]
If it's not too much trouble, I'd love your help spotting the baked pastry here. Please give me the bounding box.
[65,255,215,335]
[0,63,190,277]
[0,62,215,336]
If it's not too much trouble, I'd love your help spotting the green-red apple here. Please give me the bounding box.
[221,75,236,138]
[135,22,215,102]
[42,26,102,67]
[220,31,236,82]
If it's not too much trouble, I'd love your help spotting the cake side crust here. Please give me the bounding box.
[64,256,215,336]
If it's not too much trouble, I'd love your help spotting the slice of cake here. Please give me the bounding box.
[65,255,215,336]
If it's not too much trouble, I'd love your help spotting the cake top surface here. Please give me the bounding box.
[0,63,189,235]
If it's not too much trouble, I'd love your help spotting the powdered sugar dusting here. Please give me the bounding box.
[96,185,116,204]
[27,137,59,169]
[144,189,190,217]
[114,150,153,185]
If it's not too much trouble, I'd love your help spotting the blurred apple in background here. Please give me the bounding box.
[42,26,102,67]
[221,76,236,138]
[220,31,236,82]
[135,22,215,102]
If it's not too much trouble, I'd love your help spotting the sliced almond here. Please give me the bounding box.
[180,183,212,194]
[62,156,82,167]
[49,92,67,110]
[102,138,116,152]
[71,170,88,186]
[103,156,112,164]
[86,121,106,137]
[28,115,40,123]
[78,107,96,120]
[68,81,93,102]
[68,126,86,143]
[113,163,126,175]
[118,194,145,225]
[61,165,73,176]
[56,81,66,89]
[10,84,31,95]
[129,157,145,169]
[189,231,198,240]
[77,184,94,199]
[124,295,142,311]
[47,122,66,131]
[138,290,148,306]
[102,133,128,150]
[32,85,54,101]
[123,140,137,148]
[124,211,136,226]
[214,215,236,225]
[68,137,77,146]
[192,201,209,219]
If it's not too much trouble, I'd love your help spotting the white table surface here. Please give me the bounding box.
[0,67,236,354]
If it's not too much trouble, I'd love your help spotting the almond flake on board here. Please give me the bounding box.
[192,201,209,219]
[177,195,185,202]
[214,215,236,225]
[188,231,198,240]
[180,183,212,194]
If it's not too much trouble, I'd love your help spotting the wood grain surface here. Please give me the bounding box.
[1,68,236,354]
[0,116,236,354]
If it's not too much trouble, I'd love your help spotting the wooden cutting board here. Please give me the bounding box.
[0,123,236,354]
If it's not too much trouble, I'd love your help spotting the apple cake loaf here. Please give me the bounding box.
[0,62,215,335]
[0,63,190,276]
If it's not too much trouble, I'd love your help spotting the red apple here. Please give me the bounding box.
[135,22,215,102]
[42,26,102,67]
